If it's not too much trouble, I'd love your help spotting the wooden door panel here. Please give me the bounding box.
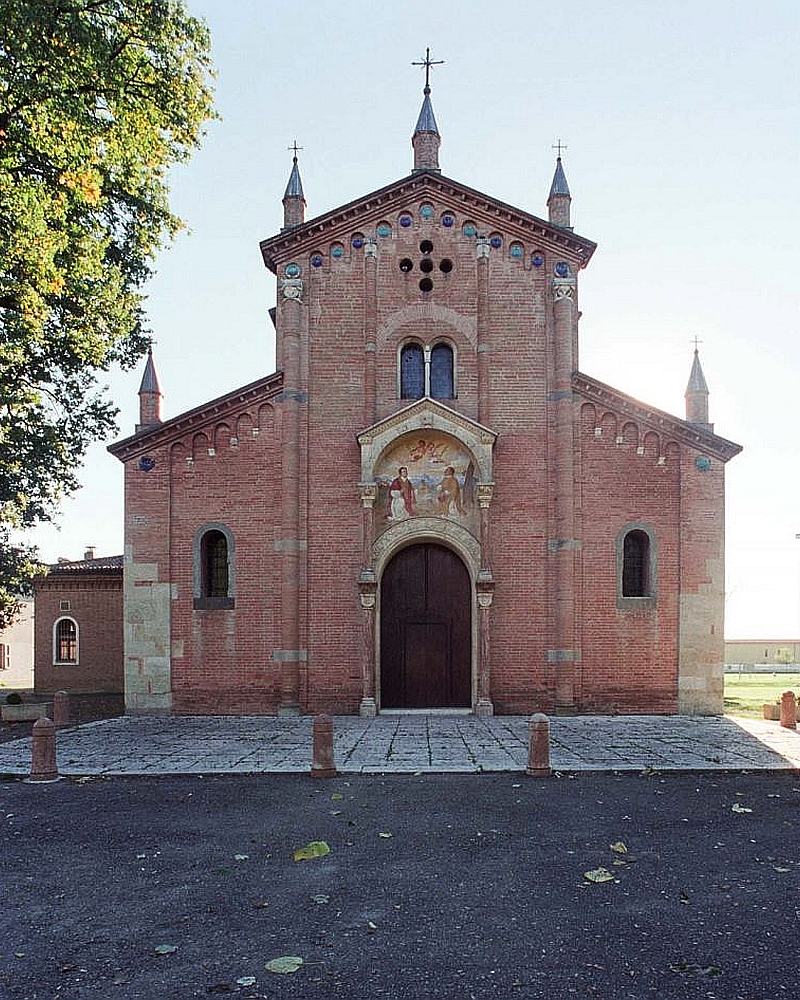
[381,544,470,709]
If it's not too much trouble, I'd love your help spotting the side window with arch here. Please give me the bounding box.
[617,525,656,605]
[400,343,424,399]
[430,343,454,399]
[194,524,235,609]
[54,616,78,664]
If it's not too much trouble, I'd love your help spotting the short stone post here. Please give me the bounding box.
[311,713,337,778]
[780,691,797,730]
[53,690,69,728]
[29,718,58,782]
[527,713,552,777]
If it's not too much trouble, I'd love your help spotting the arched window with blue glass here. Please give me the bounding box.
[400,342,425,399]
[430,342,454,399]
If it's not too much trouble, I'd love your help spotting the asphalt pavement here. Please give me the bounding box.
[1,769,799,999]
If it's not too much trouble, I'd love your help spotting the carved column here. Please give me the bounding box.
[475,482,495,717]
[358,483,378,717]
[550,274,579,710]
[277,277,305,716]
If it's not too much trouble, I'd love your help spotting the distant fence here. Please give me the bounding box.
[725,663,800,674]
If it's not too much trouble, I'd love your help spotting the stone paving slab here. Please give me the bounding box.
[1,712,799,776]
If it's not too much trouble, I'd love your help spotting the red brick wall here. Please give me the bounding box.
[120,190,728,716]
[34,572,123,695]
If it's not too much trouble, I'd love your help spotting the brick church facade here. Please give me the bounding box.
[109,74,741,718]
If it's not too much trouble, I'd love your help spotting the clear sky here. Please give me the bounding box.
[21,0,800,640]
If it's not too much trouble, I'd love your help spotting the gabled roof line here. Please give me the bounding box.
[260,170,596,271]
[572,371,742,462]
[108,371,284,461]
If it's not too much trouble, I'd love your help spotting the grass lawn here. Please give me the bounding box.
[724,672,800,717]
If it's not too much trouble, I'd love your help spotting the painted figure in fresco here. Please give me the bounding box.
[437,466,465,516]
[388,466,416,520]
[408,438,448,464]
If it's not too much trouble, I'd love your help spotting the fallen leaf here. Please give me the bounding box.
[251,900,269,909]
[609,841,628,854]
[265,956,303,974]
[312,894,330,904]
[367,920,377,933]
[773,866,791,873]
[236,977,256,987]
[378,832,393,839]
[293,841,331,861]
[330,793,343,801]
[731,804,752,813]
[233,854,249,861]
[154,944,178,956]
[584,868,615,883]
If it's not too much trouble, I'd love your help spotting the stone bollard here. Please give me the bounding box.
[311,713,337,778]
[780,691,797,730]
[526,713,552,777]
[53,690,69,728]
[29,717,59,782]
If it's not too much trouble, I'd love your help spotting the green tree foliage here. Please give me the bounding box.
[0,0,215,625]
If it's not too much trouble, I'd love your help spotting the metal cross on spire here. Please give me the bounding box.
[412,47,444,93]
[692,335,703,352]
[552,139,568,158]
[287,139,303,161]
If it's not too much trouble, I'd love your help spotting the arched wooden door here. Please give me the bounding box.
[380,543,471,709]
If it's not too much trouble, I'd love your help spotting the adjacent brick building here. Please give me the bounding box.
[109,75,741,718]
[34,551,124,715]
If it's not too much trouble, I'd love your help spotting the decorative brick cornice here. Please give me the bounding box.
[572,371,742,463]
[108,372,284,462]
[260,171,596,272]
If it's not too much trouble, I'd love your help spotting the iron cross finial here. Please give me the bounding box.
[552,139,568,158]
[692,335,703,352]
[412,47,445,92]
[287,139,303,160]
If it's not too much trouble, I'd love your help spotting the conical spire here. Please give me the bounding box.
[411,48,442,173]
[137,345,163,431]
[547,145,572,228]
[282,143,306,230]
[685,346,711,429]
[414,90,439,136]
[283,157,304,200]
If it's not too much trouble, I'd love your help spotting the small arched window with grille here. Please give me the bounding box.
[194,524,235,609]
[621,529,651,598]
[400,343,425,399]
[54,617,78,664]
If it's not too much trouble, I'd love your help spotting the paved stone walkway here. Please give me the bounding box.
[1,713,799,775]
